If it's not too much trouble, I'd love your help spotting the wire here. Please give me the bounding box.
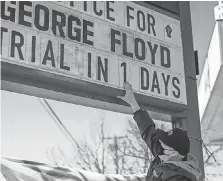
[38,98,78,149]
[189,136,217,162]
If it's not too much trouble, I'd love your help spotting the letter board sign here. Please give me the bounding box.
[1,1,187,108]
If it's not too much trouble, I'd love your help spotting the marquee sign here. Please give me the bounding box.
[1,1,187,106]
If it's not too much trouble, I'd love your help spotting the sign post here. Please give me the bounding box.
[179,2,205,180]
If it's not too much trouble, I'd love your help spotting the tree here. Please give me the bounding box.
[47,115,109,173]
[46,114,172,175]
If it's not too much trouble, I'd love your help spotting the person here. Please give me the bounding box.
[118,82,202,181]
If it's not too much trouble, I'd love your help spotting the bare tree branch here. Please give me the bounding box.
[47,117,154,175]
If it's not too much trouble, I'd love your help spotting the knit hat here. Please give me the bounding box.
[156,128,190,155]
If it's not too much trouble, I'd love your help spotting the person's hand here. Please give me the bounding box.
[118,82,135,105]
[117,82,140,112]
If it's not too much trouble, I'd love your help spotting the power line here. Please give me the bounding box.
[38,98,78,148]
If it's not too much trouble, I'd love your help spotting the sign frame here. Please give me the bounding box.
[1,1,187,121]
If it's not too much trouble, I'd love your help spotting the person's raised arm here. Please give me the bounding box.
[118,82,163,156]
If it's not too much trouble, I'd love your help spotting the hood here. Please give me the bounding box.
[165,153,202,180]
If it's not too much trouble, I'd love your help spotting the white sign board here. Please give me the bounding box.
[0,1,187,105]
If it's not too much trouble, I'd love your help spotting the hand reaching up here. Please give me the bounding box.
[118,82,140,113]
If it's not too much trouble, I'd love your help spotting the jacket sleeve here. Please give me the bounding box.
[133,109,163,156]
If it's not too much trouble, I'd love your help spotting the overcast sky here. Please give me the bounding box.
[1,90,132,163]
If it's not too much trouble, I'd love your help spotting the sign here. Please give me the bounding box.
[1,1,186,105]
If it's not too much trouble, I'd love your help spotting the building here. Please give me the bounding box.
[197,2,223,145]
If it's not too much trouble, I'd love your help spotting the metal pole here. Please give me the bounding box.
[179,2,205,180]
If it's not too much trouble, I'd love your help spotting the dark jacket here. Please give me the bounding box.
[133,109,201,181]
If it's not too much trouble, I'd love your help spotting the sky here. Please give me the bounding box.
[1,89,172,162]
[190,1,218,84]
[1,90,133,164]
